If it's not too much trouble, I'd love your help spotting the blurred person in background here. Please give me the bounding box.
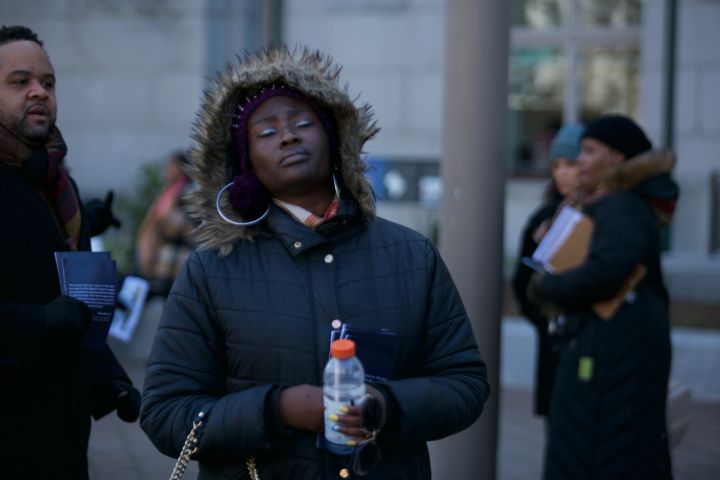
[535,114,678,479]
[512,122,582,419]
[0,25,139,479]
[135,149,196,296]
[140,46,489,479]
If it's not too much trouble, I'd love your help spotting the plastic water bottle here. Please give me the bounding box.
[323,339,366,455]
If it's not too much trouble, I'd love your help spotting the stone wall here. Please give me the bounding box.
[4,0,208,196]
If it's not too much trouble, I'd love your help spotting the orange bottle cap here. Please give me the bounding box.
[331,339,356,359]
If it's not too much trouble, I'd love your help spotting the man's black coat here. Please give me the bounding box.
[0,163,133,479]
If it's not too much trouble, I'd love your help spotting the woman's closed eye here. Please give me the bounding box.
[257,127,277,138]
[256,119,311,138]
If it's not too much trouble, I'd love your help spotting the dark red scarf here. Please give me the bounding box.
[43,128,81,249]
[0,125,81,249]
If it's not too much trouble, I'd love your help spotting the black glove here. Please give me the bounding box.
[85,190,122,237]
[112,380,141,422]
[44,295,92,336]
[527,273,563,320]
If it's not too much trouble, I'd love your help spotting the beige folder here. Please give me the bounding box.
[535,207,646,320]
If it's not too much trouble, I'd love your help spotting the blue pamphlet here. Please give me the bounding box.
[338,324,398,382]
[54,251,117,348]
[318,324,399,450]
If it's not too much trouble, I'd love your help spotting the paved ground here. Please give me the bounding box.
[87,357,719,479]
[497,386,720,480]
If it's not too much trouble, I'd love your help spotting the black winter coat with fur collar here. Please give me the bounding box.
[140,46,489,479]
[538,151,678,480]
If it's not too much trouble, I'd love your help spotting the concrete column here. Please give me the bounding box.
[431,1,510,479]
[260,0,284,46]
[204,0,257,79]
[203,0,283,80]
[661,0,677,150]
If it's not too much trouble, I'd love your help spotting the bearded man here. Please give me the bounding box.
[0,25,139,479]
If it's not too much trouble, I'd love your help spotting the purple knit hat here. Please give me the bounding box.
[228,83,340,220]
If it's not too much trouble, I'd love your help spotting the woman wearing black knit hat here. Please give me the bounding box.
[140,46,489,479]
[534,114,679,479]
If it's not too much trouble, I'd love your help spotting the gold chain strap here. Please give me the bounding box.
[246,457,261,480]
[168,411,260,480]
[169,415,204,480]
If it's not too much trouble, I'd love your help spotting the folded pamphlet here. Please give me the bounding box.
[338,324,399,382]
[54,251,117,348]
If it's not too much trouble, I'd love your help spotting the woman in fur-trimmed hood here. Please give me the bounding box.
[536,115,678,480]
[140,46,489,479]
[184,46,378,255]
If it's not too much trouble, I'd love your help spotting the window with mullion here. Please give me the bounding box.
[508,0,640,175]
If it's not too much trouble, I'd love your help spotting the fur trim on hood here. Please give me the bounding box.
[600,150,675,192]
[184,46,379,255]
[600,150,679,227]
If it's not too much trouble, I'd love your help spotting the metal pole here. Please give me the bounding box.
[431,1,510,479]
[203,0,258,80]
[662,0,677,150]
[261,0,284,46]
[564,0,581,123]
[660,0,678,251]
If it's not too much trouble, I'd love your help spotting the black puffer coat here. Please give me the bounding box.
[538,151,678,479]
[140,47,489,479]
